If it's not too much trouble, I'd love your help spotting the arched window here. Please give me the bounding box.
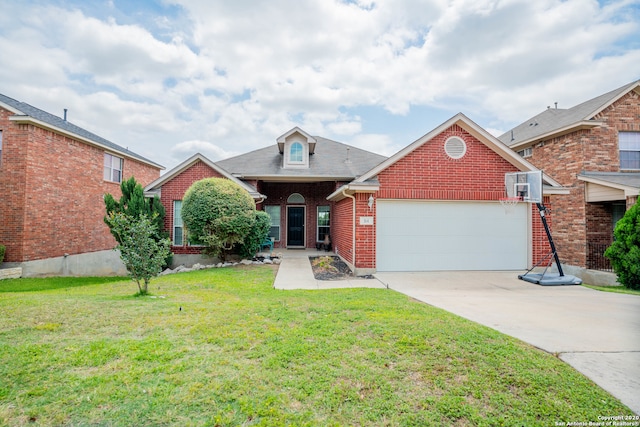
[290,142,303,162]
[287,193,305,204]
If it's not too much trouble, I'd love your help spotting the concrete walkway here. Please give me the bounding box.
[272,249,386,290]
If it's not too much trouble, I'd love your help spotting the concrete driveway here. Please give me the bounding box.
[375,271,640,415]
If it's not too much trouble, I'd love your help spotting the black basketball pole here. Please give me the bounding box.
[536,202,564,277]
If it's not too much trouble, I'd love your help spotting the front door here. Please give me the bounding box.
[287,206,305,247]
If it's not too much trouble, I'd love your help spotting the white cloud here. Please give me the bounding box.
[171,140,240,161]
[0,0,638,171]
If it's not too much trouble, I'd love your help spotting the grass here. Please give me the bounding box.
[0,267,633,426]
[583,284,640,296]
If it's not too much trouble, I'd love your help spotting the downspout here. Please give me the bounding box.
[342,190,356,269]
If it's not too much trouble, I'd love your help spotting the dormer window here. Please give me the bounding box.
[277,126,317,170]
[290,142,303,163]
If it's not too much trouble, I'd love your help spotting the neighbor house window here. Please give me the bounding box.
[290,142,303,163]
[517,147,533,158]
[620,132,640,170]
[104,153,123,182]
[173,200,183,246]
[265,206,281,241]
[317,206,330,241]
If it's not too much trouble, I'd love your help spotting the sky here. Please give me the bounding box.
[1,0,639,172]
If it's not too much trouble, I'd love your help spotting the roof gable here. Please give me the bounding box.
[144,153,264,200]
[354,113,561,188]
[0,93,162,169]
[500,80,640,148]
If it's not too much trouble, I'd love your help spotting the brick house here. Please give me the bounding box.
[500,80,640,279]
[0,93,163,276]
[146,115,566,274]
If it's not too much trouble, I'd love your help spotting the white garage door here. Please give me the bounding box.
[376,201,528,271]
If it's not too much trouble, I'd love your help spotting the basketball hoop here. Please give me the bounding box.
[499,196,522,213]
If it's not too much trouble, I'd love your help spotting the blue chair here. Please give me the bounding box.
[260,237,274,252]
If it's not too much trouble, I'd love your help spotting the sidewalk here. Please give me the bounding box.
[271,249,386,290]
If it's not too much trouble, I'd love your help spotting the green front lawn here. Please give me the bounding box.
[0,267,632,426]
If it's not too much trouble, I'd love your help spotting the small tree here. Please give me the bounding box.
[181,178,256,260]
[105,212,171,295]
[104,176,166,243]
[605,198,640,289]
[238,210,272,258]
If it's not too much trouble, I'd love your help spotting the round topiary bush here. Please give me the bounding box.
[181,178,256,259]
[605,198,640,289]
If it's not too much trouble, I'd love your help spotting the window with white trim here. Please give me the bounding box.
[517,147,533,158]
[173,200,184,246]
[290,142,303,163]
[317,206,330,242]
[104,153,123,183]
[265,206,281,241]
[620,132,640,170]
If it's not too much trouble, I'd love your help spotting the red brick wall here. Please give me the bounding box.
[333,197,354,265]
[259,181,337,249]
[523,90,640,267]
[351,124,524,270]
[159,160,225,254]
[0,109,161,262]
[532,196,553,267]
[0,112,28,262]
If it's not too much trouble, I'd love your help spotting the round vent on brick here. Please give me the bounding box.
[444,136,467,159]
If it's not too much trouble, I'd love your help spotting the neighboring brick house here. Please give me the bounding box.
[0,93,163,276]
[499,80,640,278]
[147,116,566,274]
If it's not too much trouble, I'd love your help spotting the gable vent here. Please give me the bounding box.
[444,136,467,159]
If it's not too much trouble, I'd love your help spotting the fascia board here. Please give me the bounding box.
[582,81,640,120]
[577,175,640,196]
[144,153,265,200]
[509,121,603,150]
[353,112,564,189]
[326,183,380,202]
[10,115,164,170]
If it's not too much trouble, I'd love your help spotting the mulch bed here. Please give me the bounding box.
[309,256,374,281]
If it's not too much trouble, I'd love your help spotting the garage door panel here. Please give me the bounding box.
[377,201,528,271]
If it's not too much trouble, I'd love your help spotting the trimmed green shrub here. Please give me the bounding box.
[0,244,5,264]
[104,212,171,295]
[605,198,640,289]
[238,210,272,258]
[181,178,256,260]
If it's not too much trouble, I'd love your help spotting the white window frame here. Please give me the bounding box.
[173,200,183,246]
[104,153,123,183]
[265,205,281,242]
[317,206,330,242]
[619,131,640,170]
[518,147,533,158]
[289,142,304,163]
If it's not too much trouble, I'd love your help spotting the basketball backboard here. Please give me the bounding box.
[505,171,542,203]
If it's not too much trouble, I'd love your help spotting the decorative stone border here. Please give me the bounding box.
[0,267,22,280]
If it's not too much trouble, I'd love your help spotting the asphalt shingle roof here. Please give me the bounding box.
[499,80,640,147]
[579,171,640,190]
[216,136,387,180]
[0,93,162,168]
